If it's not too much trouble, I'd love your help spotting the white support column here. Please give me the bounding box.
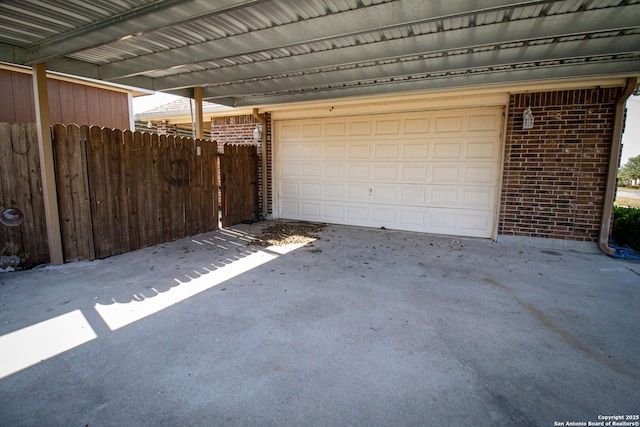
[32,63,64,265]
[127,92,136,131]
[194,86,204,139]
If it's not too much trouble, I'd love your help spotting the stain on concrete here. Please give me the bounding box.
[483,277,639,382]
[521,301,638,382]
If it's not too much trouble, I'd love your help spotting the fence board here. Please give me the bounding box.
[210,141,219,230]
[158,135,172,243]
[53,124,76,261]
[149,132,163,245]
[132,131,148,249]
[168,135,184,241]
[1,125,22,261]
[87,126,110,258]
[0,123,21,258]
[10,124,38,262]
[77,125,95,260]
[193,140,207,235]
[124,130,140,252]
[112,129,131,255]
[25,124,49,263]
[181,137,200,236]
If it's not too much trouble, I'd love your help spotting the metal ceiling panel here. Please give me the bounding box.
[0,0,153,46]
[0,0,638,107]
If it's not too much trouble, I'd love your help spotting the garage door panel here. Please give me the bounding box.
[348,164,371,180]
[398,208,426,227]
[373,164,399,181]
[325,163,346,179]
[373,208,395,224]
[326,122,346,136]
[324,204,344,219]
[302,123,322,138]
[349,121,371,136]
[280,143,299,159]
[280,163,299,178]
[400,186,428,204]
[300,163,322,178]
[466,140,500,159]
[462,188,495,209]
[434,115,463,133]
[280,182,299,197]
[433,142,461,159]
[373,185,397,203]
[276,107,502,238]
[375,119,400,135]
[348,144,371,159]
[301,183,321,197]
[403,117,429,134]
[374,143,398,159]
[431,188,459,207]
[431,165,460,183]
[463,165,496,184]
[280,124,300,138]
[300,144,322,159]
[429,209,457,229]
[461,212,493,233]
[281,201,299,216]
[348,184,371,200]
[468,113,502,133]
[346,206,369,221]
[402,143,429,160]
[401,165,428,182]
[325,144,345,159]
[301,203,321,218]
[324,183,345,199]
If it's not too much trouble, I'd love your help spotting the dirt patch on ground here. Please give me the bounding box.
[250,221,326,246]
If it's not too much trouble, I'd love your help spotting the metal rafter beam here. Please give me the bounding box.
[23,0,263,65]
[200,35,640,99]
[0,42,25,64]
[144,6,638,91]
[98,0,554,80]
[230,60,640,106]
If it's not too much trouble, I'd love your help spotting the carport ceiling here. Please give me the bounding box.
[1,0,639,107]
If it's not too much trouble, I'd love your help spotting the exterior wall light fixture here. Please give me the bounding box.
[253,124,263,140]
[523,107,534,130]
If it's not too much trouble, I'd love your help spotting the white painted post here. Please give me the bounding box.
[32,63,64,265]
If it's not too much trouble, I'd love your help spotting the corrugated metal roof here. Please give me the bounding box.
[0,0,638,107]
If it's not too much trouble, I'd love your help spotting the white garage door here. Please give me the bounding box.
[276,107,503,238]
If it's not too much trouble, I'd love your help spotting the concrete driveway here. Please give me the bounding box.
[0,222,638,426]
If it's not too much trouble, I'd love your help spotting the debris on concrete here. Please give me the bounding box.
[250,221,326,246]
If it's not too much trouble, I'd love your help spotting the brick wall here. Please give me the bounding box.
[210,114,272,216]
[499,88,621,242]
[156,122,177,135]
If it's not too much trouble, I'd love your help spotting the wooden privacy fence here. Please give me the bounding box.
[54,124,219,261]
[0,123,220,264]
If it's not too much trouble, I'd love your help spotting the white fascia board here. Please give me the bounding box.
[135,105,237,122]
[264,77,629,120]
